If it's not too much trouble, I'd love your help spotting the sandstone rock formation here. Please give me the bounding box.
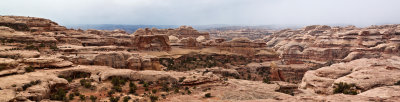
[0,16,67,32]
[299,56,400,94]
[2,15,400,102]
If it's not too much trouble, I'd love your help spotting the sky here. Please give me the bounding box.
[1,0,400,26]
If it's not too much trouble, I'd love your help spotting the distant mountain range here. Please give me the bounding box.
[65,24,298,33]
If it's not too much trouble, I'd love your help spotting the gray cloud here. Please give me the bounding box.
[1,0,400,26]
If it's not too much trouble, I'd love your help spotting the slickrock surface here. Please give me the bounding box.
[300,55,400,94]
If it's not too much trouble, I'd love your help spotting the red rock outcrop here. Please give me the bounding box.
[0,16,67,32]
[132,34,171,51]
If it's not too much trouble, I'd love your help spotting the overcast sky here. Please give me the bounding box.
[1,0,400,26]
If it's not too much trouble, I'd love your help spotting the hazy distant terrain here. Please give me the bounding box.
[66,24,180,33]
[66,24,295,33]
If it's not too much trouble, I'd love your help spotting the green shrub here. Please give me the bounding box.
[395,80,400,85]
[149,95,158,102]
[204,93,212,98]
[108,90,115,96]
[333,82,358,95]
[152,89,157,94]
[143,82,149,87]
[112,86,122,92]
[50,45,59,50]
[0,65,5,71]
[69,93,74,100]
[80,79,94,89]
[39,43,45,47]
[79,79,86,86]
[24,45,38,50]
[89,95,97,102]
[161,94,166,99]
[50,88,67,101]
[79,95,86,100]
[129,81,137,89]
[247,74,251,80]
[111,76,127,86]
[263,77,271,84]
[22,80,41,90]
[74,91,80,96]
[179,77,186,82]
[25,66,35,72]
[109,96,120,102]
[129,87,136,94]
[123,96,131,102]
[139,80,145,84]
[162,82,170,92]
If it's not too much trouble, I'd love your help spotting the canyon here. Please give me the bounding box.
[1,16,400,102]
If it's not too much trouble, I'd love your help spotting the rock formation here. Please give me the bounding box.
[1,15,400,102]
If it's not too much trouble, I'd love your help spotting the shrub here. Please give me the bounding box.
[263,77,271,84]
[149,95,158,102]
[174,88,179,93]
[123,96,131,102]
[162,82,170,92]
[143,82,149,87]
[178,77,186,82]
[24,45,38,50]
[89,95,97,102]
[69,94,74,100]
[39,43,45,47]
[109,96,120,102]
[129,81,137,89]
[152,89,157,94]
[0,65,5,71]
[204,93,211,98]
[247,74,251,80]
[112,86,122,92]
[395,80,400,85]
[139,80,145,84]
[79,95,86,100]
[74,91,80,96]
[129,87,136,94]
[50,45,59,50]
[80,79,94,89]
[333,82,358,95]
[50,88,67,101]
[111,76,127,86]
[25,66,35,72]
[187,90,192,94]
[108,90,115,96]
[22,80,41,90]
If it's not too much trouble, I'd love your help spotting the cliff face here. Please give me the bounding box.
[0,16,67,32]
